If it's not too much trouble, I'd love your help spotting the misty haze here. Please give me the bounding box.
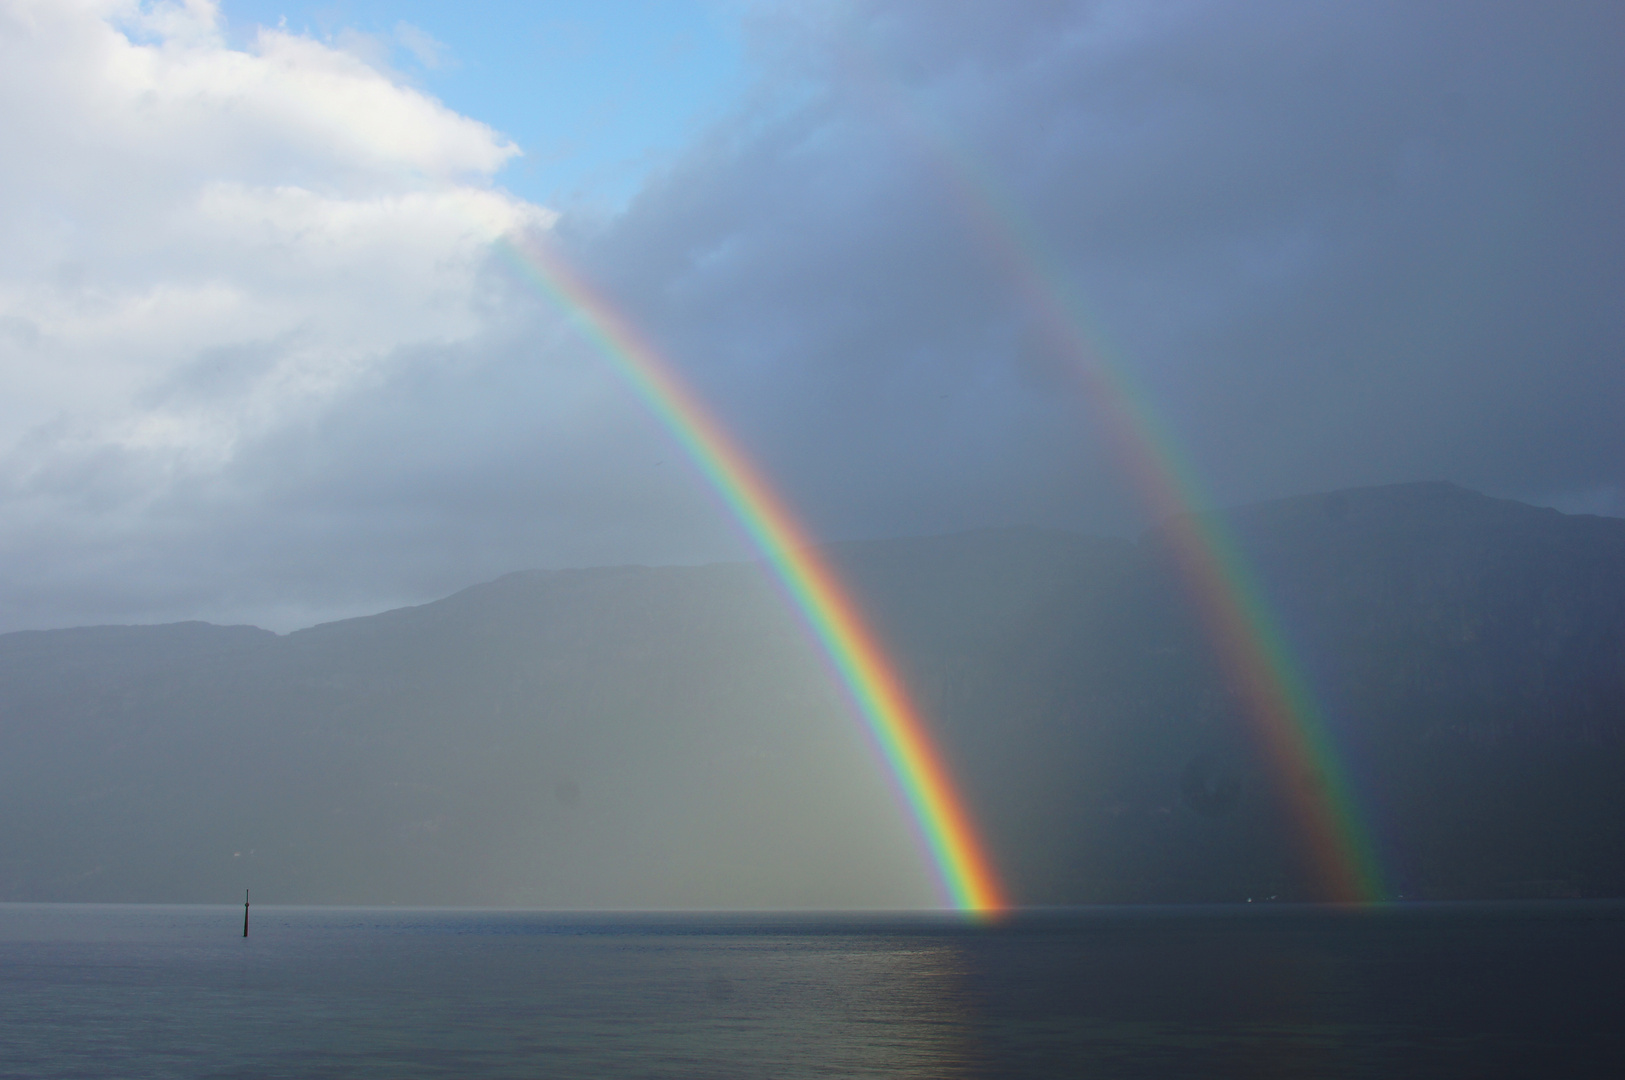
[1,1,1621,1076]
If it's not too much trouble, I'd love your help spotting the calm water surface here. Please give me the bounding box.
[1,902,1620,1078]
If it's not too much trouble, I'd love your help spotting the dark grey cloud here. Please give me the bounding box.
[1,0,1620,631]
[576,0,1624,533]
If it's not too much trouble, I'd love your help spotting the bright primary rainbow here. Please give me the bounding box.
[870,76,1388,902]
[498,235,1006,914]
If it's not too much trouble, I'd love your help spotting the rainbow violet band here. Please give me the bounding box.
[497,233,1007,914]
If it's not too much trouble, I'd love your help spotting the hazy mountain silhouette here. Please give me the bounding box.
[2,482,1621,905]
[833,483,1625,903]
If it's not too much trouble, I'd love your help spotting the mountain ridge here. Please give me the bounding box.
[2,482,1621,905]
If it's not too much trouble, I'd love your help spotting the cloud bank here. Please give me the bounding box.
[1,0,1620,631]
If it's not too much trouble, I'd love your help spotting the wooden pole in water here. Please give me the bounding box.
[243,889,250,938]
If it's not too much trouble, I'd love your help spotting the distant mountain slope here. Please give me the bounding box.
[836,483,1625,902]
[0,566,933,907]
[1,483,1621,905]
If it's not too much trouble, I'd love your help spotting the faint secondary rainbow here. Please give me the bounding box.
[861,66,1387,902]
[497,234,1006,914]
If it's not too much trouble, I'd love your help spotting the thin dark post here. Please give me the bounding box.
[243,889,250,938]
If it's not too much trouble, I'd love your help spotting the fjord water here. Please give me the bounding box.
[1,904,1620,1078]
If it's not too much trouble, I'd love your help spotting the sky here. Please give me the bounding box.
[216,0,749,207]
[0,0,1620,633]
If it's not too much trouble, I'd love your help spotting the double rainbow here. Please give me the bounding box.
[499,235,1006,914]
[497,50,1391,906]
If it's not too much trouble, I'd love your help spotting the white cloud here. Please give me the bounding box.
[394,20,449,71]
[0,4,553,456]
[0,0,591,628]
